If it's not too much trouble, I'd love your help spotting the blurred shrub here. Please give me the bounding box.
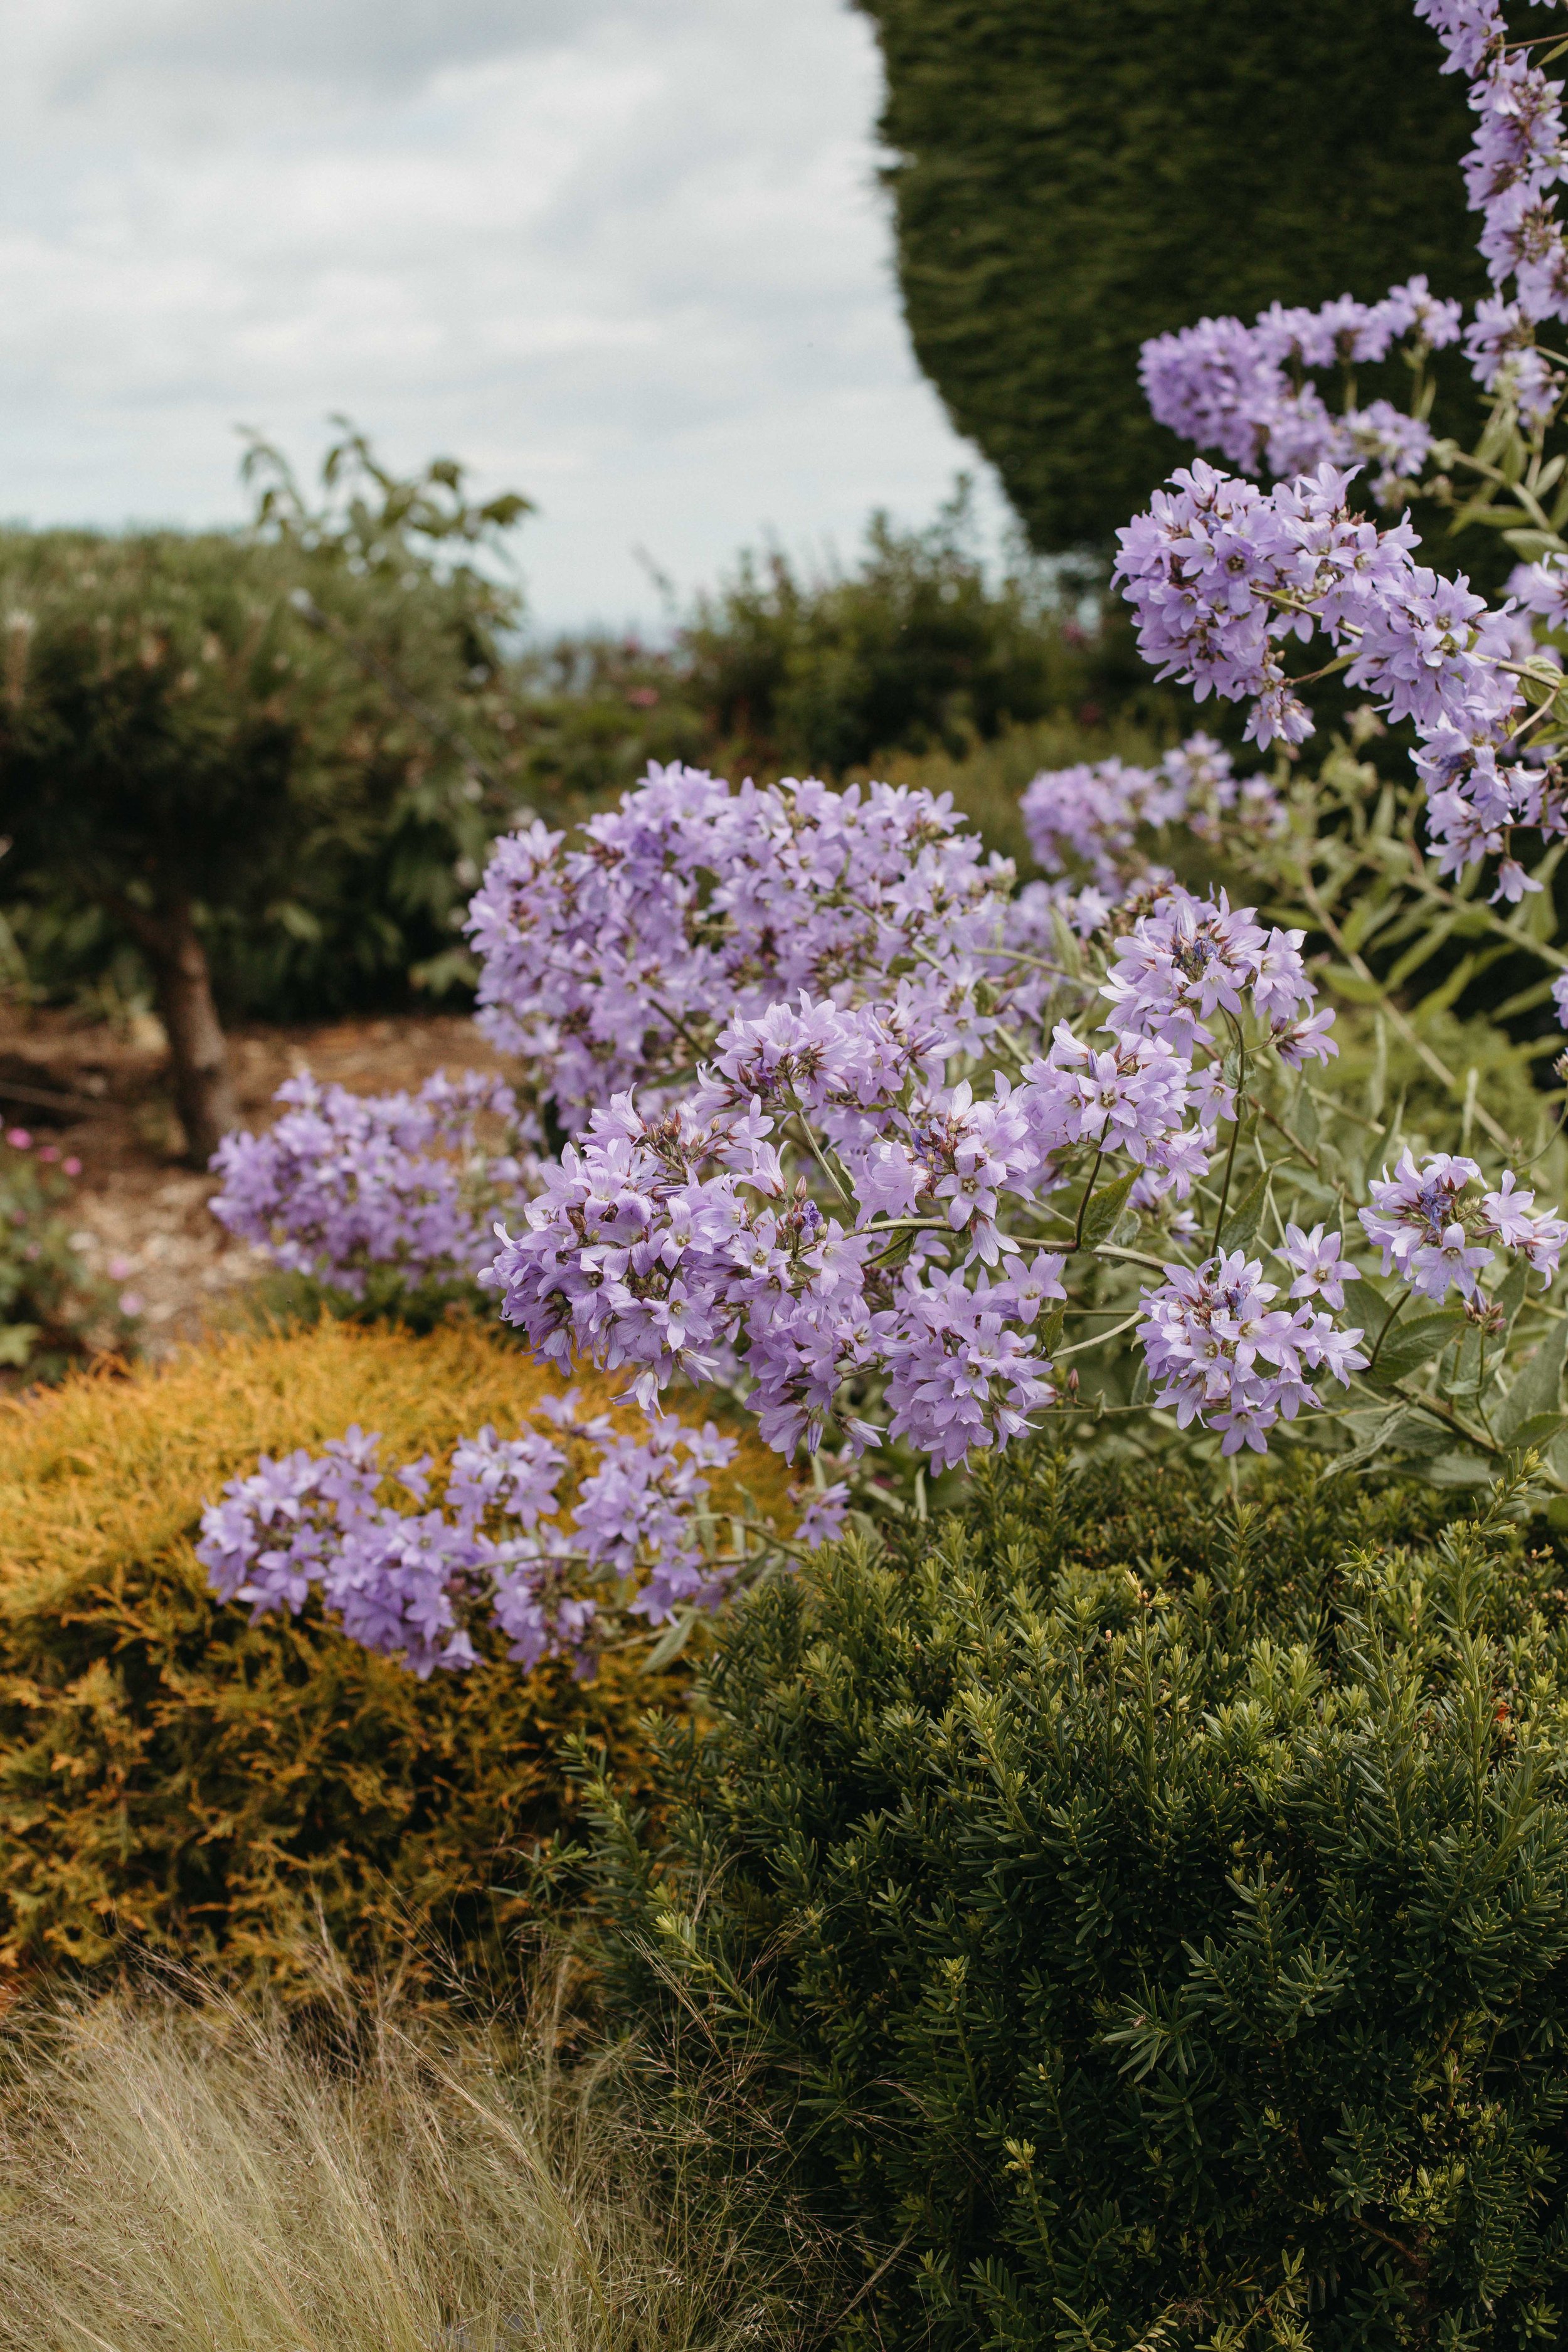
[0,447,1162,1096]
[0,1129,139,1388]
[508,489,1165,822]
[673,488,1158,778]
[0,430,532,1155]
[0,1318,785,1991]
[575,1448,1568,2348]
[849,711,1173,869]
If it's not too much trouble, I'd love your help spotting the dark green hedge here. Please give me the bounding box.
[859,0,1487,551]
[576,1449,1568,2348]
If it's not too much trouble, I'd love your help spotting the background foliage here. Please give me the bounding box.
[576,1449,1568,2348]
[0,449,526,1031]
[855,0,1486,551]
[0,475,1145,1037]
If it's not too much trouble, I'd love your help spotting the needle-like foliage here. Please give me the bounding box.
[576,1451,1568,2347]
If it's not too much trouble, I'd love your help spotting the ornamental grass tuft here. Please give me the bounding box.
[0,1967,827,2352]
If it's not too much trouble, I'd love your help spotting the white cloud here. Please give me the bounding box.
[0,0,997,629]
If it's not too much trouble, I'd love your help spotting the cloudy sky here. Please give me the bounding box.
[0,0,999,631]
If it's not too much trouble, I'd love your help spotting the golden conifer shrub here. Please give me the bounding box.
[0,1319,788,1990]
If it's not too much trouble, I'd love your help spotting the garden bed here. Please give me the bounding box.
[0,1005,506,1353]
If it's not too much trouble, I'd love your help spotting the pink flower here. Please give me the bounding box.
[5,1128,30,1150]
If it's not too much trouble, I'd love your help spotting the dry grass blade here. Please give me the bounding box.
[0,1976,812,2352]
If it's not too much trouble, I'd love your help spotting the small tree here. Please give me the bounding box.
[0,429,529,1162]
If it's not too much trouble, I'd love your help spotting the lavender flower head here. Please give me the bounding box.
[1359,1148,1568,1301]
[1138,1248,1367,1455]
[194,1391,811,1678]
[210,1069,539,1298]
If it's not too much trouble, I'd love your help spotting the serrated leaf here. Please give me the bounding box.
[1039,1303,1066,1358]
[1217,1172,1269,1257]
[1362,1307,1468,1391]
[1076,1167,1140,1254]
[1496,1316,1568,1438]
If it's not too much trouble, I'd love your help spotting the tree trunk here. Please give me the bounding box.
[119,898,239,1167]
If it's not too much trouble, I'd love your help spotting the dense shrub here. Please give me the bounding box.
[576,1448,1568,2348]
[515,496,1153,815]
[0,433,531,1158]
[857,0,1484,553]
[0,1320,785,1991]
[672,494,1152,775]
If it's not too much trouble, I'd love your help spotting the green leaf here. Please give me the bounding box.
[1323,964,1385,1006]
[0,1323,38,1367]
[644,1608,699,1670]
[1039,1304,1066,1359]
[1321,1406,1402,1480]
[1424,1450,1494,1488]
[1495,1316,1568,1439]
[1495,1256,1530,1339]
[1505,1412,1568,1455]
[1076,1167,1140,1253]
[1385,914,1457,992]
[1362,1307,1468,1391]
[1390,1409,1455,1461]
[1217,1172,1269,1257]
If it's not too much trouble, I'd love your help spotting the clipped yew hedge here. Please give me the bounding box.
[578,1448,1568,2349]
[0,1320,783,1993]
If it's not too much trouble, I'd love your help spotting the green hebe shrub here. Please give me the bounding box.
[578,1449,1568,2348]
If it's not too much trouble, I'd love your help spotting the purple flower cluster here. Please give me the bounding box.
[481,955,1288,1469]
[1141,281,1459,499]
[1138,1243,1368,1455]
[1100,886,1333,1069]
[194,1391,792,1678]
[1359,1148,1568,1301]
[1020,733,1286,893]
[209,1070,539,1297]
[1112,458,1559,896]
[465,763,1039,1133]
[1422,0,1568,426]
[1142,9,1568,477]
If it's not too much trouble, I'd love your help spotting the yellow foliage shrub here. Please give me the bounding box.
[0,1318,789,1989]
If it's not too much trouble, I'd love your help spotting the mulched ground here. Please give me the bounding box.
[0,1007,507,1358]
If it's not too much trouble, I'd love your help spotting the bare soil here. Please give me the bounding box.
[0,1008,507,1358]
